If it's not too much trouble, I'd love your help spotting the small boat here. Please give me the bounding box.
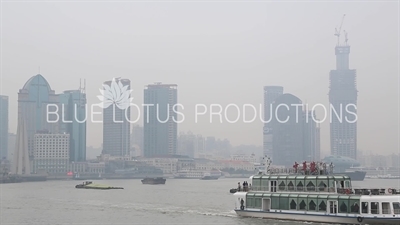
[141,177,166,185]
[75,181,123,190]
[201,175,218,180]
[230,188,237,193]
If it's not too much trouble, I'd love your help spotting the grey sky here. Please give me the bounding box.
[1,1,398,156]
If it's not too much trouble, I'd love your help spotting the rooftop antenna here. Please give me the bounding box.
[334,14,346,45]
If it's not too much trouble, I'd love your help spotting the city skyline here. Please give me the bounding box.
[1,2,398,156]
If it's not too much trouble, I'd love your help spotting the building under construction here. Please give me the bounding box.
[329,15,358,160]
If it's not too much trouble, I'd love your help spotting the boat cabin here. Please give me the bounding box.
[249,174,352,194]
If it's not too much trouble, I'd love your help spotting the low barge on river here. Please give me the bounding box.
[75,181,123,190]
[233,157,400,224]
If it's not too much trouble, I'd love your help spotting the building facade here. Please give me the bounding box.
[303,110,321,161]
[59,89,86,162]
[329,42,358,159]
[0,95,8,159]
[263,86,283,159]
[102,78,131,157]
[33,133,70,174]
[143,83,177,157]
[18,74,59,159]
[271,93,304,167]
[131,125,143,157]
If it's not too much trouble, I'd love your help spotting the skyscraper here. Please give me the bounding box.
[329,37,358,159]
[59,87,87,162]
[303,110,321,161]
[102,78,131,157]
[11,113,30,175]
[18,74,59,159]
[131,125,143,156]
[0,95,8,159]
[271,93,304,166]
[143,83,177,157]
[263,86,283,159]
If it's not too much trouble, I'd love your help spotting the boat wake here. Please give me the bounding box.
[107,203,237,218]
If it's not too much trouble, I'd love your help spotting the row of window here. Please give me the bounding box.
[246,194,400,215]
[252,178,350,192]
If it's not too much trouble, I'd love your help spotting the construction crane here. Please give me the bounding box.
[343,30,348,45]
[334,14,346,45]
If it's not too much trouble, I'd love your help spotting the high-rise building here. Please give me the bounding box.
[303,110,321,161]
[7,133,16,160]
[271,93,304,167]
[102,78,131,157]
[18,74,59,159]
[329,37,358,159]
[0,95,8,159]
[11,114,30,175]
[263,86,283,159]
[143,83,177,157]
[59,87,87,162]
[131,125,143,156]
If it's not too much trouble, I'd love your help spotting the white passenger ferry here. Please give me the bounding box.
[233,157,400,224]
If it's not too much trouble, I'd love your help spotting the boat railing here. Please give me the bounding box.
[248,186,338,193]
[353,188,400,195]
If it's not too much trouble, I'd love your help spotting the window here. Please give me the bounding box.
[288,181,295,191]
[371,202,379,214]
[339,202,348,213]
[309,200,316,211]
[319,201,326,211]
[393,202,400,214]
[297,181,304,191]
[361,202,368,214]
[382,202,390,214]
[290,199,297,210]
[278,181,286,191]
[299,200,307,210]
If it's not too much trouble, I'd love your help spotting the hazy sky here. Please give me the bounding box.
[1,1,398,156]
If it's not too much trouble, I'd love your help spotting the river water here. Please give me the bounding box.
[1,178,399,225]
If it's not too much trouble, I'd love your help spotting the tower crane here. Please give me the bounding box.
[334,14,346,45]
[343,30,348,45]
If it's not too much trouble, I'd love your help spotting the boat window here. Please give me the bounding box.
[361,202,368,214]
[350,202,360,213]
[246,196,254,208]
[297,181,304,191]
[306,181,315,192]
[254,198,262,209]
[371,202,379,214]
[318,181,327,192]
[309,200,317,211]
[288,181,295,191]
[271,195,279,209]
[393,202,400,214]
[319,201,326,212]
[270,181,277,192]
[299,199,307,210]
[278,181,286,191]
[279,195,289,210]
[345,180,351,189]
[339,201,348,213]
[329,201,338,214]
[261,178,269,191]
[382,202,390,214]
[252,179,261,191]
[328,178,335,192]
[290,199,297,210]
